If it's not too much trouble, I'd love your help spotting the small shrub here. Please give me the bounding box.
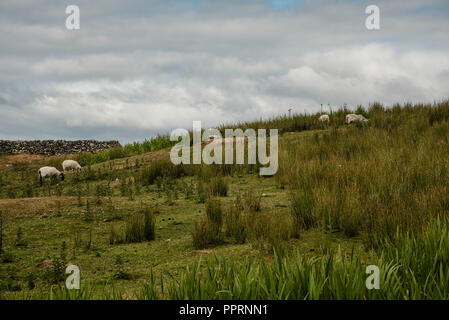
[125,213,145,243]
[192,199,224,249]
[43,241,67,284]
[113,255,132,280]
[224,205,247,244]
[191,217,223,249]
[247,211,291,255]
[210,177,228,197]
[124,208,156,243]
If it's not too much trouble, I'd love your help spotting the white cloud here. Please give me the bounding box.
[0,0,448,143]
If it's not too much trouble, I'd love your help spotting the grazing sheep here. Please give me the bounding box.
[345,114,369,124]
[318,114,330,122]
[62,160,82,172]
[38,166,64,186]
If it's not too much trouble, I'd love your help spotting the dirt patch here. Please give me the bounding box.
[0,153,78,168]
[0,196,77,217]
[193,249,213,255]
[0,154,46,167]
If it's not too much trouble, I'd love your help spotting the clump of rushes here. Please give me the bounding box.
[124,207,156,243]
[290,189,315,237]
[143,207,156,241]
[224,203,247,244]
[210,177,228,197]
[192,199,224,249]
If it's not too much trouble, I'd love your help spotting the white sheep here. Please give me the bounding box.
[345,114,369,124]
[62,160,82,172]
[318,114,330,122]
[38,166,65,186]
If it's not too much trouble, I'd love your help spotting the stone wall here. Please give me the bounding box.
[0,140,121,156]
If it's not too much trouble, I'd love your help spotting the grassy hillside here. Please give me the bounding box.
[1,100,449,299]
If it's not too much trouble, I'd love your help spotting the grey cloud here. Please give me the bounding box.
[0,0,448,143]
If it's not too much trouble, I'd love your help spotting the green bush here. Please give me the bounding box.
[113,255,132,280]
[210,177,228,197]
[125,213,145,243]
[123,208,156,244]
[191,217,223,249]
[191,199,224,249]
[42,241,67,284]
[247,211,291,254]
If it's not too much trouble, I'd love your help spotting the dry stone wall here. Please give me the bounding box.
[0,140,121,156]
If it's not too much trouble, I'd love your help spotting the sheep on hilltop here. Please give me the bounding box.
[345,114,369,124]
[318,114,330,122]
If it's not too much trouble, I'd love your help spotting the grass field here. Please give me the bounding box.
[1,100,449,299]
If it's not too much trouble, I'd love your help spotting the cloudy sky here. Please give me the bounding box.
[0,0,448,143]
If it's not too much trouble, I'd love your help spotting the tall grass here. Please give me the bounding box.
[147,219,449,299]
[290,189,315,236]
[209,177,229,197]
[192,199,224,249]
[277,101,449,247]
[121,207,156,244]
[224,204,247,244]
[27,220,449,299]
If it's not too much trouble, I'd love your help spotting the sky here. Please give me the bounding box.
[0,0,448,144]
